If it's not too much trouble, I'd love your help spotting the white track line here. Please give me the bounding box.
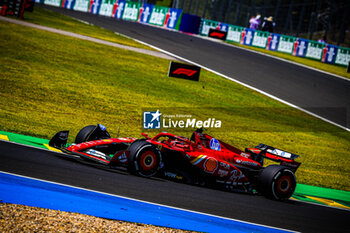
[0,16,176,61]
[124,36,350,132]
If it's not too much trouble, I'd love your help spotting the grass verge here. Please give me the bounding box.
[21,6,152,50]
[0,11,349,191]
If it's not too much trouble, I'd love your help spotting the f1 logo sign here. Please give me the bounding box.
[172,68,197,76]
[168,62,200,81]
[210,32,225,38]
[208,28,227,41]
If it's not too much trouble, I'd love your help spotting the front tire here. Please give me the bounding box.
[75,125,96,144]
[75,124,110,144]
[258,165,296,200]
[128,141,162,178]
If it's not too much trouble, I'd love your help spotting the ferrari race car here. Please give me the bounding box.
[49,124,301,200]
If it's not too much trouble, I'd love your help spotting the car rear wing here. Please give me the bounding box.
[247,144,301,172]
[49,131,69,149]
[255,144,299,160]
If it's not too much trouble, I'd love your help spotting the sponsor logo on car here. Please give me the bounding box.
[210,138,221,151]
[99,124,106,131]
[220,162,230,169]
[204,157,218,173]
[58,131,68,140]
[165,172,183,180]
[218,169,229,177]
[235,159,259,167]
[85,149,107,159]
[118,152,128,163]
[240,152,250,158]
[228,170,245,183]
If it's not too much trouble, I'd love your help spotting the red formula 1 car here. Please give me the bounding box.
[49,124,301,200]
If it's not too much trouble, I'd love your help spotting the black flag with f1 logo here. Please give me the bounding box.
[208,28,227,41]
[168,61,200,81]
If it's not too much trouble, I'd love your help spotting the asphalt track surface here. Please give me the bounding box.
[3,5,349,233]
[1,141,349,233]
[41,5,350,130]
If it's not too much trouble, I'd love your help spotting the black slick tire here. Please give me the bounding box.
[258,165,296,200]
[128,140,162,178]
[75,125,96,144]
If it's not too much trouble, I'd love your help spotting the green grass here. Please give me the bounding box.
[229,42,350,79]
[21,6,152,50]
[1,12,350,191]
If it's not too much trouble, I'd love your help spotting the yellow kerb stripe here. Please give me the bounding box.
[0,134,9,141]
[43,144,62,153]
[306,196,350,210]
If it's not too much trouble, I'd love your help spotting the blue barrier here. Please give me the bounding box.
[0,171,293,233]
[179,13,201,34]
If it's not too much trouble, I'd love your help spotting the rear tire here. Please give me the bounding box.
[128,141,162,178]
[258,165,296,200]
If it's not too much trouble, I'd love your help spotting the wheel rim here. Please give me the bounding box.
[139,151,157,171]
[276,175,292,194]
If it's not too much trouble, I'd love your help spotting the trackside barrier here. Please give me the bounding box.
[276,34,295,54]
[179,13,201,34]
[200,19,350,67]
[72,0,182,29]
[36,0,350,67]
[34,0,182,29]
[98,0,118,17]
[42,0,60,7]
